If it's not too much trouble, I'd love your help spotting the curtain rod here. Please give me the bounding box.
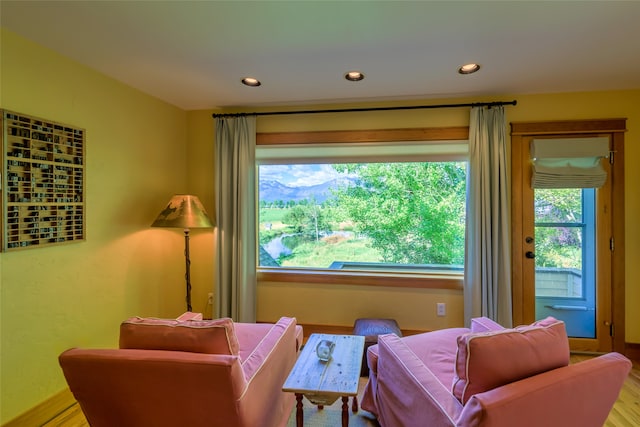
[211,100,517,118]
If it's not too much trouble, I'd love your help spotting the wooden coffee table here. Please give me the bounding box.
[283,333,365,427]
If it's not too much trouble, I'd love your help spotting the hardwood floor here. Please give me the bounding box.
[42,355,640,427]
[42,404,88,427]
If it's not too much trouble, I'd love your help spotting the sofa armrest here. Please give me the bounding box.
[457,352,631,427]
[374,334,463,427]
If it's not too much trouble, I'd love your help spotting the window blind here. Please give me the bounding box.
[530,137,609,188]
[256,140,468,164]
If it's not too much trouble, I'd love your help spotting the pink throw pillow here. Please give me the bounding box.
[452,317,569,404]
[119,316,239,355]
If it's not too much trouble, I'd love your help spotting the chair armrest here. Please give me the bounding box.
[240,317,298,381]
[458,352,631,427]
[235,317,299,427]
[375,334,463,427]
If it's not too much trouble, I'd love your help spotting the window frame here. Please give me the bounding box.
[256,126,469,290]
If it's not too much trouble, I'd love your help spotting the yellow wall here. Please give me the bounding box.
[184,110,217,317]
[0,30,191,423]
[187,90,640,340]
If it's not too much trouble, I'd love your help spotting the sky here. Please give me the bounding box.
[259,164,351,187]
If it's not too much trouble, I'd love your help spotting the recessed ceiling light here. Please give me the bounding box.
[345,71,365,82]
[458,63,481,75]
[241,77,261,87]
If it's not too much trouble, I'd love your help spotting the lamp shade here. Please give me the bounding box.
[151,194,214,229]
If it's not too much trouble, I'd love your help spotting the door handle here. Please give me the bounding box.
[546,305,590,311]
[525,251,535,259]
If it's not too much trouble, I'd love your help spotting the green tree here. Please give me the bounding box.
[331,162,466,265]
[284,205,308,233]
[534,188,584,268]
[283,198,330,240]
[534,188,582,223]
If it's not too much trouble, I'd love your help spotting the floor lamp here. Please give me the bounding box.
[151,194,214,312]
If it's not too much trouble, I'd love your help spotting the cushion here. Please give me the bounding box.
[353,318,402,343]
[470,316,505,333]
[452,316,569,404]
[353,318,402,376]
[119,316,240,355]
[176,311,203,321]
[403,328,471,388]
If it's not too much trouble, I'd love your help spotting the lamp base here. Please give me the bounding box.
[184,229,192,312]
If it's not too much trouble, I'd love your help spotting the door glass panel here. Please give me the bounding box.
[534,188,596,338]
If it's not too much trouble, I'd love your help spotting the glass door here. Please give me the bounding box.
[516,134,613,352]
[511,121,625,354]
[534,188,596,338]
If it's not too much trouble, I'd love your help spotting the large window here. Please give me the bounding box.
[258,162,466,273]
[256,128,469,287]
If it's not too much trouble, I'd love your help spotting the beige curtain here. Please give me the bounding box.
[464,106,512,327]
[214,116,257,322]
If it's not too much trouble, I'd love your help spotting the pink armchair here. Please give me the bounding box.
[59,316,303,427]
[362,317,631,427]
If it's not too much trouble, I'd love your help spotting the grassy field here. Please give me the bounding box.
[260,207,381,267]
[259,207,287,224]
[280,233,381,267]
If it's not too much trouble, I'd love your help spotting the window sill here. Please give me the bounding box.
[257,268,463,290]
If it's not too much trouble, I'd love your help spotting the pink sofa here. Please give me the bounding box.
[59,316,303,427]
[361,317,631,427]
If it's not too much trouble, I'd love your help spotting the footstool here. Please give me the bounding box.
[353,318,402,376]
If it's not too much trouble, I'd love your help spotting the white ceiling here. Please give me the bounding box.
[2,1,640,111]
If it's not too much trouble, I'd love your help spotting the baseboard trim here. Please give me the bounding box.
[2,388,76,427]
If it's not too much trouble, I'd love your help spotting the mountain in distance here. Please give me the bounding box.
[259,177,355,203]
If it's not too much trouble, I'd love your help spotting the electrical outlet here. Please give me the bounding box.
[437,302,446,317]
[207,293,213,305]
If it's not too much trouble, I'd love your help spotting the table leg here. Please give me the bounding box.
[295,394,304,427]
[352,395,359,413]
[342,396,349,427]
